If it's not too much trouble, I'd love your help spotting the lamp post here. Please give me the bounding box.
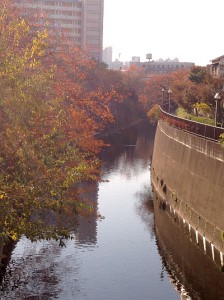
[214,92,221,126]
[161,87,165,107]
[168,89,172,113]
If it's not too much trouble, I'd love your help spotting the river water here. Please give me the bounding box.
[0,121,221,299]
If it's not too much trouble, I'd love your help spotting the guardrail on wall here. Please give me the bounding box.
[159,106,224,141]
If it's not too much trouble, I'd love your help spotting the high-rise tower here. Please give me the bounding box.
[102,46,113,67]
[16,0,104,61]
[82,0,104,61]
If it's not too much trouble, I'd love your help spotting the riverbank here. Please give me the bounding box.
[152,118,224,268]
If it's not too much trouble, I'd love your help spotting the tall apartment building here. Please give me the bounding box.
[102,46,112,67]
[82,0,104,61]
[16,0,104,61]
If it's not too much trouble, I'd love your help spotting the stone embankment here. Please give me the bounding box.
[152,109,224,268]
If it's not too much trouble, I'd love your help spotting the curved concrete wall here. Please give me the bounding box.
[152,119,224,263]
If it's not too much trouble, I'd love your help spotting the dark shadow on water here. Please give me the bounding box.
[100,120,156,168]
[153,192,224,300]
[0,241,16,288]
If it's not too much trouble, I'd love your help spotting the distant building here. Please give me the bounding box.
[130,54,194,74]
[209,55,224,77]
[131,59,194,74]
[110,59,124,70]
[15,0,104,61]
[143,60,194,74]
[102,46,113,67]
[132,56,140,63]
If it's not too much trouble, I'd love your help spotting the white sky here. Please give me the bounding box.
[103,0,224,65]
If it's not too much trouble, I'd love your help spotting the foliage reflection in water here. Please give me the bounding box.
[0,122,181,300]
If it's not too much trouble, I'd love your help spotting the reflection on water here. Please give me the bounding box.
[154,193,224,300]
[76,182,99,248]
[0,121,198,300]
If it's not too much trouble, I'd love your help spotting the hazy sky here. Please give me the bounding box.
[103,0,223,65]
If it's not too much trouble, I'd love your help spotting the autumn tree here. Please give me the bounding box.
[189,66,207,84]
[139,65,224,122]
[0,0,117,243]
[85,64,148,130]
[108,65,147,126]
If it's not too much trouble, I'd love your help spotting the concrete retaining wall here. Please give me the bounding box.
[152,119,224,262]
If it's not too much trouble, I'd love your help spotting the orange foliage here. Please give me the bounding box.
[0,1,123,241]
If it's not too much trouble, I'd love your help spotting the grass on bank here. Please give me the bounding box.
[176,107,215,126]
[176,107,224,145]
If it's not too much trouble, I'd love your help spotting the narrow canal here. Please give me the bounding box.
[1,121,220,299]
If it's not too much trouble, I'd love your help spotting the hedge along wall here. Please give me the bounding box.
[152,119,224,265]
[159,106,224,141]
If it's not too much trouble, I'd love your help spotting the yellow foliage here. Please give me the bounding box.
[147,104,159,124]
[0,0,115,243]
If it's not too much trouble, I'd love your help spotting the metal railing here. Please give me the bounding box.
[159,105,224,141]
